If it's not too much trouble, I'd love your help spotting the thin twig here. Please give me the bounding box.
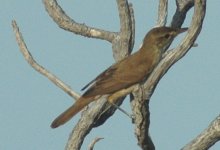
[88,137,104,150]
[11,20,80,100]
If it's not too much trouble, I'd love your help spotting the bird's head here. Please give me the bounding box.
[142,27,188,51]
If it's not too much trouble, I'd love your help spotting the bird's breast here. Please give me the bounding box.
[140,48,161,71]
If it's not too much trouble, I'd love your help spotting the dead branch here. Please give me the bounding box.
[130,0,206,149]
[182,114,220,150]
[46,0,135,149]
[171,0,194,28]
[144,0,205,91]
[88,137,104,150]
[43,0,117,43]
[11,20,80,100]
[156,0,168,27]
[12,0,216,150]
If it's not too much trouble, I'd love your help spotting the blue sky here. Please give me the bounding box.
[1,1,220,150]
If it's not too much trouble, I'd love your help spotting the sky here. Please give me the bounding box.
[1,1,220,150]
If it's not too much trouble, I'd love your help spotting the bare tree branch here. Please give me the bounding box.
[176,0,194,11]
[43,0,117,43]
[171,0,194,28]
[11,20,80,100]
[182,114,220,150]
[65,0,135,149]
[156,0,168,27]
[130,85,155,150]
[88,137,104,150]
[112,0,133,60]
[129,3,135,53]
[92,1,135,128]
[65,97,108,150]
[130,0,206,149]
[90,0,135,126]
[144,0,205,91]
[13,0,214,150]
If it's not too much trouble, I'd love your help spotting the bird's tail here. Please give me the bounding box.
[51,96,93,128]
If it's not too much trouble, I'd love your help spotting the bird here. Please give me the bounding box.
[51,27,188,128]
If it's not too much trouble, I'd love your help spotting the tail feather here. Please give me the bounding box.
[51,96,92,128]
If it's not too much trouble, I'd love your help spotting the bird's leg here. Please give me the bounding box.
[109,102,133,119]
[108,91,135,120]
[96,86,138,121]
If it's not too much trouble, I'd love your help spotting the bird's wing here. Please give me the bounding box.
[82,55,146,98]
[81,65,117,91]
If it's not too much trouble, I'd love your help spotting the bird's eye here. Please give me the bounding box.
[164,34,170,39]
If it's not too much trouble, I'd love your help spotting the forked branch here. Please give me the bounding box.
[130,0,206,149]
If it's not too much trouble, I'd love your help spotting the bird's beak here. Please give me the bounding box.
[176,27,188,34]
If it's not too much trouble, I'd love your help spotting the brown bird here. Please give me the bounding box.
[51,27,188,128]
